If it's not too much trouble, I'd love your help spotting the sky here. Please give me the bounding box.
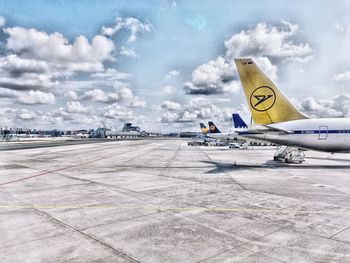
[1,0,350,132]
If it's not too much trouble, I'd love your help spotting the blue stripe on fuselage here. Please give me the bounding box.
[293,130,350,134]
[238,130,350,135]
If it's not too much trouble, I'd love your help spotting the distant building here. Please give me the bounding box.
[163,133,179,137]
[179,132,200,138]
[122,123,141,133]
[143,132,162,137]
[92,128,108,138]
[104,123,141,138]
[0,127,65,140]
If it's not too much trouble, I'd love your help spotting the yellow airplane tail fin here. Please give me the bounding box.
[234,58,307,125]
[199,123,209,134]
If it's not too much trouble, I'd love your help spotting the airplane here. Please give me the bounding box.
[208,121,221,133]
[206,120,247,140]
[199,123,209,135]
[198,122,229,141]
[234,58,350,153]
[206,121,232,139]
[232,113,248,130]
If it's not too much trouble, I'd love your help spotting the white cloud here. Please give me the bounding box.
[298,94,350,118]
[160,96,247,123]
[103,104,134,120]
[334,22,350,34]
[161,100,182,111]
[82,88,117,103]
[18,110,36,120]
[81,86,141,106]
[0,16,5,27]
[184,56,238,95]
[0,26,119,98]
[191,57,230,85]
[17,90,55,105]
[51,107,79,121]
[120,46,139,58]
[117,87,133,102]
[184,21,312,96]
[0,108,36,125]
[0,73,59,91]
[66,101,87,113]
[0,22,149,129]
[252,56,278,82]
[224,21,312,60]
[0,103,139,129]
[102,16,152,42]
[0,87,55,106]
[0,107,66,128]
[64,90,78,100]
[334,71,350,81]
[91,68,131,81]
[5,28,114,64]
[163,85,174,94]
[164,70,180,81]
[161,111,179,123]
[3,27,115,77]
[0,88,18,98]
[0,54,49,76]
[129,99,146,108]
[178,110,198,122]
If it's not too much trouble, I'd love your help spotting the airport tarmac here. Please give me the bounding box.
[0,138,142,151]
[1,138,350,262]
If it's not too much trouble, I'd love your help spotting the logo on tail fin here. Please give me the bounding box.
[200,123,209,134]
[250,86,276,112]
[208,121,221,133]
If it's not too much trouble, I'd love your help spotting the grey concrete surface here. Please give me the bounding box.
[0,138,143,151]
[1,139,350,262]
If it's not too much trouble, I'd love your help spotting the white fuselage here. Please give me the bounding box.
[207,133,236,140]
[240,118,350,153]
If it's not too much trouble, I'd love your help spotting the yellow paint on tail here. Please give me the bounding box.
[201,127,209,134]
[234,58,307,125]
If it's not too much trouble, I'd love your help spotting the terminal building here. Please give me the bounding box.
[179,131,200,138]
[104,123,142,138]
[122,123,141,133]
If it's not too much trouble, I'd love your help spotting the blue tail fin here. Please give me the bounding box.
[208,121,221,133]
[232,114,248,128]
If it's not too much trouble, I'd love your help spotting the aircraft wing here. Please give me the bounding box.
[265,125,294,134]
[239,124,293,136]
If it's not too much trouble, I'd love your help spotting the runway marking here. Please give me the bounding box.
[0,141,150,187]
[1,204,350,214]
[0,155,110,187]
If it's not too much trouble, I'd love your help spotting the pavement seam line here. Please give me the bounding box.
[0,141,151,187]
[32,207,141,263]
[0,233,66,250]
[2,204,350,214]
[0,189,141,263]
[328,225,350,239]
[196,224,290,263]
[197,146,246,190]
